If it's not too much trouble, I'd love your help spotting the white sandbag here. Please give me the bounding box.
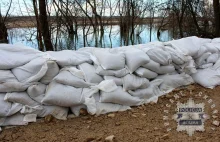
[146,48,172,65]
[0,44,43,70]
[54,70,92,88]
[142,60,160,72]
[40,60,59,84]
[12,57,48,83]
[0,93,22,117]
[96,66,129,77]
[207,53,219,63]
[0,82,31,93]
[27,83,46,103]
[192,68,220,88]
[60,66,85,79]
[203,43,218,53]
[165,36,201,57]
[95,102,130,115]
[195,52,211,66]
[21,105,68,120]
[212,38,220,43]
[156,73,194,93]
[0,113,28,126]
[78,63,103,84]
[128,79,163,101]
[42,81,83,107]
[70,105,87,116]
[92,49,125,70]
[199,63,213,69]
[0,70,17,82]
[123,74,150,91]
[125,49,150,73]
[100,86,142,106]
[91,80,118,93]
[4,92,39,107]
[23,114,37,122]
[164,46,187,65]
[157,65,175,74]
[104,76,123,86]
[135,67,158,79]
[47,50,92,67]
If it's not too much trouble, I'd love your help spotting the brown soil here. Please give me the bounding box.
[0,84,220,142]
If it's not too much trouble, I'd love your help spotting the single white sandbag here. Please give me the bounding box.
[207,53,219,63]
[100,86,142,106]
[42,81,83,107]
[0,113,28,126]
[12,57,48,83]
[156,73,194,93]
[59,66,85,79]
[146,48,172,65]
[203,43,219,53]
[78,63,103,84]
[142,60,160,72]
[0,44,43,70]
[47,50,92,67]
[96,66,129,77]
[135,67,158,79]
[212,38,220,43]
[54,70,92,88]
[128,79,163,100]
[0,82,31,93]
[92,48,125,70]
[125,49,150,73]
[195,52,212,66]
[4,92,39,107]
[104,76,123,86]
[157,65,175,74]
[27,83,46,103]
[0,93,22,117]
[164,46,187,65]
[192,68,220,89]
[40,60,59,84]
[123,74,150,91]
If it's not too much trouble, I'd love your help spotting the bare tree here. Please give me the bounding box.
[213,0,220,37]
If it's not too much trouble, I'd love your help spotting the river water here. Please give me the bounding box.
[7,25,172,50]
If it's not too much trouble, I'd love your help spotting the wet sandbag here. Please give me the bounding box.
[125,49,150,73]
[100,86,142,106]
[78,63,103,84]
[96,66,129,77]
[47,50,92,67]
[54,70,92,88]
[12,57,48,83]
[135,67,158,79]
[0,44,43,70]
[42,81,83,107]
[0,93,22,117]
[123,74,150,91]
[92,48,126,70]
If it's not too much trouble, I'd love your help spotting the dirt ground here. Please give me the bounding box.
[0,84,220,142]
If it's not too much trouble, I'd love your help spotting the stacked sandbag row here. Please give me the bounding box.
[0,36,220,128]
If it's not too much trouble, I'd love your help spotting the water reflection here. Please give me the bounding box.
[8,25,172,50]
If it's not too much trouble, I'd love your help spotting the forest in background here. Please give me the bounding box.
[0,0,220,51]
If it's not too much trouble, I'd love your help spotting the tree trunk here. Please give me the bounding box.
[213,0,220,37]
[39,0,53,51]
[0,21,8,43]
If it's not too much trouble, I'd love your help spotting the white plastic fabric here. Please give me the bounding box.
[96,66,129,77]
[135,67,158,79]
[27,83,46,103]
[142,60,160,72]
[146,48,172,65]
[104,76,123,86]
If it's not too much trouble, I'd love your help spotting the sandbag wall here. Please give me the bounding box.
[0,36,220,127]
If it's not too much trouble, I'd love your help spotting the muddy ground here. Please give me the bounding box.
[0,84,220,142]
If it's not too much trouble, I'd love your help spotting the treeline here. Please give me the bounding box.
[0,0,220,51]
